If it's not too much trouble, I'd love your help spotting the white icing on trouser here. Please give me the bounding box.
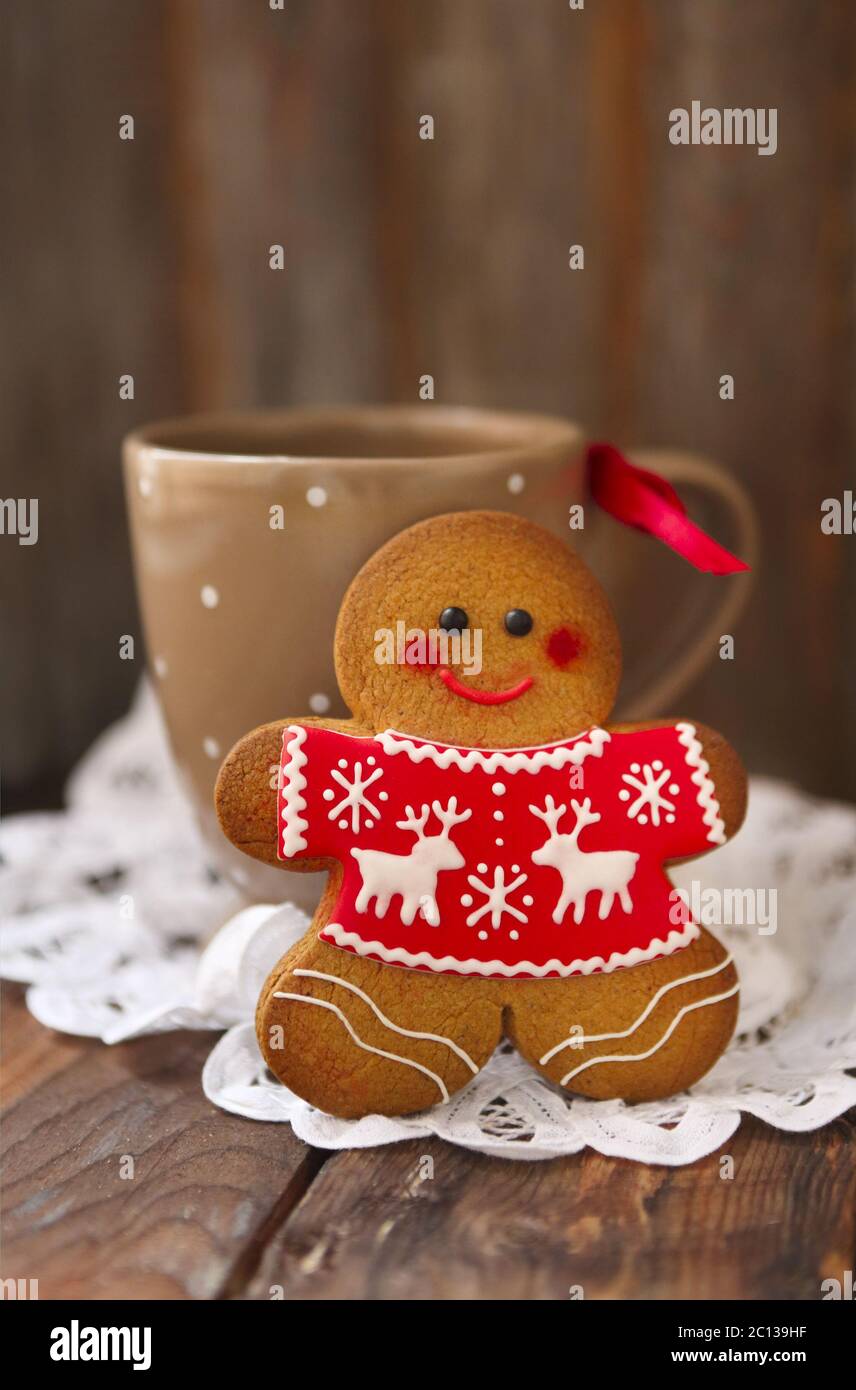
[540,953,735,1065]
[273,990,451,1101]
[558,982,739,1088]
[293,968,479,1072]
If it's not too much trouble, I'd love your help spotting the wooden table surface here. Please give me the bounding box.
[2,981,853,1301]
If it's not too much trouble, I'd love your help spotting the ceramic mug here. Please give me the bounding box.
[123,406,756,907]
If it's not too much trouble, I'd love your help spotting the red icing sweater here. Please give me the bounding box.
[278,723,726,979]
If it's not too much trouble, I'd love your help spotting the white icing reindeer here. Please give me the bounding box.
[352,797,472,926]
[530,795,639,925]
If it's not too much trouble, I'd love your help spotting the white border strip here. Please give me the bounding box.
[676,721,726,845]
[279,724,309,857]
[320,919,700,978]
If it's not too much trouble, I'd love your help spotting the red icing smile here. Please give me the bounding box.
[438,668,534,706]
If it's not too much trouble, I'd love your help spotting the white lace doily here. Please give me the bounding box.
[2,683,855,1165]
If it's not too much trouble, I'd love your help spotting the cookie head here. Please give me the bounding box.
[334,511,621,746]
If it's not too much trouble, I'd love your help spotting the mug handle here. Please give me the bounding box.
[617,449,759,719]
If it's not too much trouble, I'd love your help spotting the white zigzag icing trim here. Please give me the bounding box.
[675,721,726,845]
[375,726,611,775]
[320,919,699,978]
[280,724,309,857]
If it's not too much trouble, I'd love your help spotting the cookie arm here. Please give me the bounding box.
[215,717,363,869]
[608,719,748,848]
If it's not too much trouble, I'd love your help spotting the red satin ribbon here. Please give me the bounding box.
[586,442,749,574]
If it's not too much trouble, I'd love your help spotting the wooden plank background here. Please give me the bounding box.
[1,0,854,806]
[3,982,853,1299]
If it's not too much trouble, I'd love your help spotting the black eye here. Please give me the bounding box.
[439,606,468,633]
[504,608,533,637]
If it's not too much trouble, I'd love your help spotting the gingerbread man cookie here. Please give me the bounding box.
[216,512,746,1118]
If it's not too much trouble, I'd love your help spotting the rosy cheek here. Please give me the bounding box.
[546,626,584,668]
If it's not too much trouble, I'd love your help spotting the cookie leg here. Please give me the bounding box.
[505,929,739,1102]
[257,931,503,1118]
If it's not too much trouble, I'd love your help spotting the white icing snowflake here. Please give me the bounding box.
[619,760,677,827]
[323,760,383,833]
[465,866,529,930]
